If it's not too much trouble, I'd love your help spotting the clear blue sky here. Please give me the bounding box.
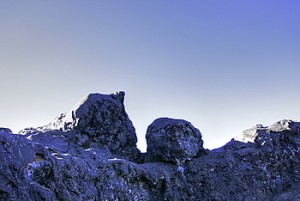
[0,1,299,151]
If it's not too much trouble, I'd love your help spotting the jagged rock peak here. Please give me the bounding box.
[64,91,126,129]
[40,91,127,131]
[19,91,139,161]
[20,91,130,132]
[235,119,300,143]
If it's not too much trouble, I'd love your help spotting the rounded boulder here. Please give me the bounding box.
[145,118,204,163]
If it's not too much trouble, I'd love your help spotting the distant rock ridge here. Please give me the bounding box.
[0,127,12,133]
[234,119,300,144]
[1,91,300,200]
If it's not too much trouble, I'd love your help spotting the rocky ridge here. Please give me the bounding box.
[1,92,300,200]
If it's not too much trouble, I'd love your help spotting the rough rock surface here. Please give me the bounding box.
[145,118,205,163]
[19,91,140,161]
[1,92,300,200]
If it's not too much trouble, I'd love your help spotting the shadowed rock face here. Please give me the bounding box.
[1,92,300,200]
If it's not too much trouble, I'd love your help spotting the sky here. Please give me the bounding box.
[0,1,299,152]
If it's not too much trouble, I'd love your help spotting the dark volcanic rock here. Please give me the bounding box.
[0,127,12,133]
[19,91,140,161]
[145,118,205,163]
[1,92,300,200]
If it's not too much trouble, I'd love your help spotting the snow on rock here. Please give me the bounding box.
[235,119,300,144]
[234,124,266,143]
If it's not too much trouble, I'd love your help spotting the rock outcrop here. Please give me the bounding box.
[19,91,140,161]
[1,92,300,200]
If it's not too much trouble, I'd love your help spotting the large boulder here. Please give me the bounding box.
[63,91,138,153]
[145,118,205,163]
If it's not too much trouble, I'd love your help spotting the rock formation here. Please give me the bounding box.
[1,91,300,200]
[19,91,140,161]
[145,118,205,164]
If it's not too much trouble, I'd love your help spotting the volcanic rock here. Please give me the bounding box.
[145,118,205,163]
[19,91,140,161]
[1,92,300,200]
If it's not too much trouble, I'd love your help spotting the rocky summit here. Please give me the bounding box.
[1,92,300,200]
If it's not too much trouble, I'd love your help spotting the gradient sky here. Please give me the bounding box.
[0,1,299,152]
